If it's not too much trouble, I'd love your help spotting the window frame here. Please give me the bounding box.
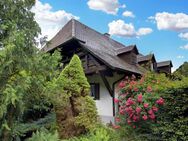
[90,83,100,100]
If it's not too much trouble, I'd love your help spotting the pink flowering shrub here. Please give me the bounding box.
[114,74,165,129]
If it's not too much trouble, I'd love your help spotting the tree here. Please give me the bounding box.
[0,0,61,140]
[173,62,188,77]
[51,55,98,139]
[0,0,40,48]
[0,1,98,140]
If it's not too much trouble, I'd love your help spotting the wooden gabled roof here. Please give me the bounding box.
[116,45,139,56]
[42,19,144,74]
[137,54,156,63]
[157,61,173,68]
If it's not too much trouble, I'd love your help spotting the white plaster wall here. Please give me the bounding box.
[87,74,113,116]
[87,73,124,123]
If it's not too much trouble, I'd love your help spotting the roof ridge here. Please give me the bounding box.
[73,19,127,49]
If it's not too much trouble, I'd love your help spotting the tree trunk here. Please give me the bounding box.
[56,97,86,139]
[2,105,15,141]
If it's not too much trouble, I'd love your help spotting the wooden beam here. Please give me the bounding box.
[84,65,107,74]
[84,54,88,69]
[99,71,113,97]
[62,52,88,63]
[102,69,114,77]
[88,54,101,66]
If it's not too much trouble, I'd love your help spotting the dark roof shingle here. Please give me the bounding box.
[157,61,173,67]
[137,54,156,63]
[42,19,144,74]
[116,45,138,56]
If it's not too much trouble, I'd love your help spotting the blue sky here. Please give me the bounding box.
[32,0,188,71]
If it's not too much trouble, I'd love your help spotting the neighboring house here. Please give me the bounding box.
[137,54,157,72]
[42,19,172,123]
[157,61,173,74]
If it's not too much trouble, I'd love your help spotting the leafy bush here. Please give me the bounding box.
[115,74,165,128]
[113,73,171,140]
[152,77,188,141]
[47,55,98,139]
[63,125,120,141]
[27,129,60,141]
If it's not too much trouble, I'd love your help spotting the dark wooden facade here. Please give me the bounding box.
[157,61,173,74]
[137,54,158,72]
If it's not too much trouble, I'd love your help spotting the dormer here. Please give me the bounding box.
[137,54,157,72]
[157,61,173,74]
[116,45,139,65]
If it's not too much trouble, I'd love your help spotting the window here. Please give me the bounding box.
[90,83,100,100]
[150,63,154,71]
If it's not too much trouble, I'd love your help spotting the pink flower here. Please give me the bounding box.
[120,93,127,98]
[133,115,139,122]
[147,86,152,92]
[119,110,125,115]
[152,106,158,112]
[125,107,133,114]
[130,81,137,85]
[136,107,142,114]
[127,119,131,124]
[156,97,164,105]
[137,94,143,103]
[129,112,134,118]
[126,98,135,106]
[113,124,121,129]
[115,117,121,122]
[134,87,139,92]
[133,125,136,129]
[148,109,154,115]
[142,115,148,121]
[119,81,125,88]
[114,98,119,103]
[149,114,155,120]
[144,103,149,108]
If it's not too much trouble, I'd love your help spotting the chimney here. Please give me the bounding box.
[104,33,110,38]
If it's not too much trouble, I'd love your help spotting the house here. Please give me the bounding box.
[137,54,157,72]
[42,19,172,123]
[157,61,173,74]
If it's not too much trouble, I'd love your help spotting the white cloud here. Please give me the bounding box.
[108,20,152,38]
[122,11,135,18]
[121,4,126,8]
[137,28,153,36]
[177,55,184,59]
[150,12,188,31]
[31,0,79,40]
[87,0,123,15]
[179,32,188,40]
[180,44,188,50]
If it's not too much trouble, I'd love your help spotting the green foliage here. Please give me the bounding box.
[0,47,61,140]
[58,54,90,97]
[114,72,174,141]
[0,0,61,140]
[0,0,98,140]
[116,73,166,127]
[75,96,98,130]
[27,129,60,141]
[53,55,98,139]
[116,73,188,141]
[0,0,40,47]
[12,112,57,139]
[173,61,188,77]
[63,125,120,141]
[151,77,188,141]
